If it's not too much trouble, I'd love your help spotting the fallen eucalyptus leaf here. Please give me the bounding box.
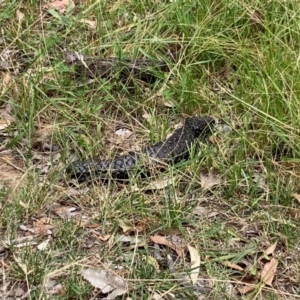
[82,269,127,299]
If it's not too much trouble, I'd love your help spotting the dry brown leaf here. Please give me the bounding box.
[143,176,174,190]
[36,124,57,138]
[65,187,89,197]
[237,283,256,294]
[142,113,152,122]
[114,128,132,138]
[0,156,23,186]
[207,211,220,218]
[156,228,181,235]
[34,218,54,235]
[252,172,268,191]
[37,238,51,250]
[236,275,258,295]
[117,219,136,233]
[20,219,54,236]
[1,72,11,92]
[95,234,111,242]
[82,269,127,299]
[16,9,24,22]
[192,206,208,216]
[6,236,38,249]
[208,135,217,145]
[84,223,99,229]
[116,218,146,234]
[0,119,10,130]
[116,234,143,245]
[265,241,277,255]
[150,235,183,256]
[291,193,300,204]
[19,224,36,233]
[0,282,27,298]
[187,245,201,285]
[126,239,147,250]
[45,278,64,295]
[54,205,82,219]
[200,173,220,190]
[64,49,81,64]
[143,255,159,270]
[163,100,175,107]
[0,49,20,73]
[79,19,97,28]
[216,123,232,133]
[260,258,278,286]
[43,0,74,13]
[225,261,244,271]
[0,103,15,122]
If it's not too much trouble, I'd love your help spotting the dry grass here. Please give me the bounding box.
[0,0,300,299]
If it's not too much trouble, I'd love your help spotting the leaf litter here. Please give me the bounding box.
[45,278,64,296]
[235,241,279,294]
[52,204,82,219]
[142,175,174,190]
[166,244,213,295]
[150,235,185,256]
[187,245,201,285]
[0,4,298,299]
[260,257,278,286]
[0,282,28,299]
[200,172,220,190]
[82,268,127,299]
[0,49,21,73]
[0,155,24,186]
[43,0,75,14]
[79,18,97,29]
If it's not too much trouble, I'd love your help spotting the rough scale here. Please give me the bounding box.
[66,116,215,182]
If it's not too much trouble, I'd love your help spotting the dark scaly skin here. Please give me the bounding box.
[75,57,170,82]
[66,116,215,182]
[64,50,179,82]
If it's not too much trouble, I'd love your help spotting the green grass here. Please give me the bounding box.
[0,0,300,299]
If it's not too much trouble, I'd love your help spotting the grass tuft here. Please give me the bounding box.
[0,0,299,298]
